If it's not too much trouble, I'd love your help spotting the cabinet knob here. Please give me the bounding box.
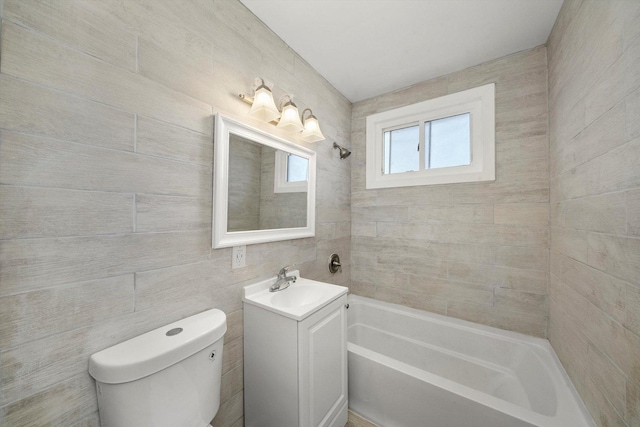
[345,304,349,309]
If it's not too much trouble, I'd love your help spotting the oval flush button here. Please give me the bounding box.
[166,327,183,336]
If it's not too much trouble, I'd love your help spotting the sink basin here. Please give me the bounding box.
[242,271,348,321]
[270,284,328,308]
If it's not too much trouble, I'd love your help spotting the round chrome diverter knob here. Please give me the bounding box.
[328,253,342,273]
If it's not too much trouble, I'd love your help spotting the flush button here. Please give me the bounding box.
[166,327,183,336]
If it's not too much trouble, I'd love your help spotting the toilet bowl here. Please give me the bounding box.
[89,309,227,427]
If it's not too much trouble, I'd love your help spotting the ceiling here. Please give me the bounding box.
[240,0,564,103]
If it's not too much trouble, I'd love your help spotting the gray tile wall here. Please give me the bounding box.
[547,0,640,425]
[350,47,550,337]
[4,0,638,425]
[0,0,351,425]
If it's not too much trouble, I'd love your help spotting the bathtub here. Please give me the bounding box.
[347,295,594,427]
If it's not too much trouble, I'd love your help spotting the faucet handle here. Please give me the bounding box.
[278,264,296,277]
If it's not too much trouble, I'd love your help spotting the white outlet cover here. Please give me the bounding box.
[232,246,246,269]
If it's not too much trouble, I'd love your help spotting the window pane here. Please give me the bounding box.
[429,113,470,169]
[286,154,308,182]
[383,125,419,174]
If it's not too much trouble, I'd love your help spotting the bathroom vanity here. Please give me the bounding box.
[243,273,348,427]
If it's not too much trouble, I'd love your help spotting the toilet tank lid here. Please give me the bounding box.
[89,308,226,384]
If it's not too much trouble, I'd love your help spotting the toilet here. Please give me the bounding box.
[89,309,227,427]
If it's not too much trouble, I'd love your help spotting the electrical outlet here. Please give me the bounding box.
[232,246,246,269]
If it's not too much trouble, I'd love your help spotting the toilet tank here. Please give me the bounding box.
[89,309,227,427]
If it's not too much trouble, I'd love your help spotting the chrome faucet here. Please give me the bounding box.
[269,266,297,292]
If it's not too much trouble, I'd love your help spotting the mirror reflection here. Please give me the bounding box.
[227,133,308,232]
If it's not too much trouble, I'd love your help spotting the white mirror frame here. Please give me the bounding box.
[212,114,316,248]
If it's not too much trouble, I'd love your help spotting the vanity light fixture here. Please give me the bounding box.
[245,78,280,123]
[239,77,326,142]
[277,96,304,133]
[300,109,325,143]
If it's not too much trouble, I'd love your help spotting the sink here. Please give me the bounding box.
[242,271,348,320]
[270,284,328,308]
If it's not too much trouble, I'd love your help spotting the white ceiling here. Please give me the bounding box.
[240,0,564,102]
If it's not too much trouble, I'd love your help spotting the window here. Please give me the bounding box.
[428,113,471,169]
[384,124,420,174]
[274,151,309,193]
[366,83,495,189]
[286,153,308,182]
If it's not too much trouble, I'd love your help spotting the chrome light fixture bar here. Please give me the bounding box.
[239,77,325,142]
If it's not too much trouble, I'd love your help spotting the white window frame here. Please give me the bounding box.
[274,151,308,193]
[366,83,495,189]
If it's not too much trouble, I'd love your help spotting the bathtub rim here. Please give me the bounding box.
[347,294,595,427]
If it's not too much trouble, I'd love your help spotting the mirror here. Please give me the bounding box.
[213,114,316,248]
[227,136,308,231]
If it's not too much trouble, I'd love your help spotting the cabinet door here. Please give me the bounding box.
[298,296,348,427]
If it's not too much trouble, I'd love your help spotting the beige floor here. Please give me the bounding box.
[346,410,378,427]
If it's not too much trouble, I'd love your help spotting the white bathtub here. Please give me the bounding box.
[347,295,594,427]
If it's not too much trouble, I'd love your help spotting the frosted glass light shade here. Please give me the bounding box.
[277,102,304,133]
[248,86,281,123]
[301,115,325,142]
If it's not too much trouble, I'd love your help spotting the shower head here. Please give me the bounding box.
[333,142,351,159]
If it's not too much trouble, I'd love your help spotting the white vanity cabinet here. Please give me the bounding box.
[244,292,348,427]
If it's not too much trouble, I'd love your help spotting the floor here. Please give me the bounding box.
[347,410,378,427]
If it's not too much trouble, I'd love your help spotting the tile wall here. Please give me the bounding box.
[547,0,640,425]
[2,0,639,425]
[350,46,550,337]
[0,0,351,425]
